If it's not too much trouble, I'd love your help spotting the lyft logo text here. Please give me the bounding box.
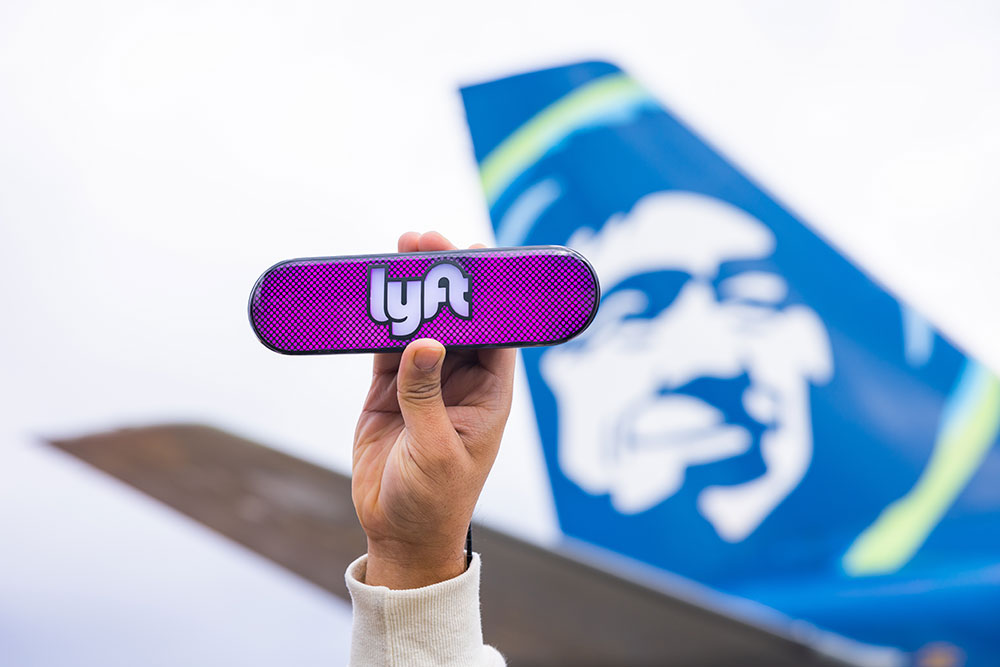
[368,261,471,337]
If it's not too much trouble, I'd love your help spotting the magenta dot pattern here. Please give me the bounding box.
[249,246,599,354]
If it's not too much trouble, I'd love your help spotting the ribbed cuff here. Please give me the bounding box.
[345,552,498,666]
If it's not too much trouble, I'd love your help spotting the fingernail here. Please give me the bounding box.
[414,345,444,371]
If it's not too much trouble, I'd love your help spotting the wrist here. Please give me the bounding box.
[364,537,468,589]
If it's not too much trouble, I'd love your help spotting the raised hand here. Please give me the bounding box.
[351,231,516,589]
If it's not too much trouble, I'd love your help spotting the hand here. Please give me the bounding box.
[351,231,516,589]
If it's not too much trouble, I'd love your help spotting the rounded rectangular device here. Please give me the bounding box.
[249,245,600,354]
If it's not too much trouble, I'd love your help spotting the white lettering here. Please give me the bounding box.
[386,279,423,337]
[368,262,471,337]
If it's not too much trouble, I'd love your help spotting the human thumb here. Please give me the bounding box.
[396,339,453,443]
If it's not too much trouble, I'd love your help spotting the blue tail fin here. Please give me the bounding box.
[462,61,1000,665]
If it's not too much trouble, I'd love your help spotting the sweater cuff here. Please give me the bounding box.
[345,552,502,667]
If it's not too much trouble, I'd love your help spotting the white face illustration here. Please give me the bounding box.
[541,192,833,542]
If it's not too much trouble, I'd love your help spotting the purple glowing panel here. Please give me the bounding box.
[249,246,600,354]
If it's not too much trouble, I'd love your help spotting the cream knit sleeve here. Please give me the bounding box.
[344,553,506,667]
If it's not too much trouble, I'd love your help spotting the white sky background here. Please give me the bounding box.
[0,1,998,662]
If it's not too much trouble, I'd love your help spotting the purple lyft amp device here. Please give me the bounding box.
[249,246,600,354]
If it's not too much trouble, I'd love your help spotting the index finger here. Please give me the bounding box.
[416,231,458,252]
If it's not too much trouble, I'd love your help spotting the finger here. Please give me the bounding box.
[396,338,454,444]
[398,231,420,253]
[417,231,458,252]
[469,242,486,249]
[477,347,516,383]
[363,350,402,415]
[372,351,402,379]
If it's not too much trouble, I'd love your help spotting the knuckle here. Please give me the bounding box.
[398,379,441,405]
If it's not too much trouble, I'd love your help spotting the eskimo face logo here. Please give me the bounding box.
[368,261,472,337]
[541,192,833,543]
